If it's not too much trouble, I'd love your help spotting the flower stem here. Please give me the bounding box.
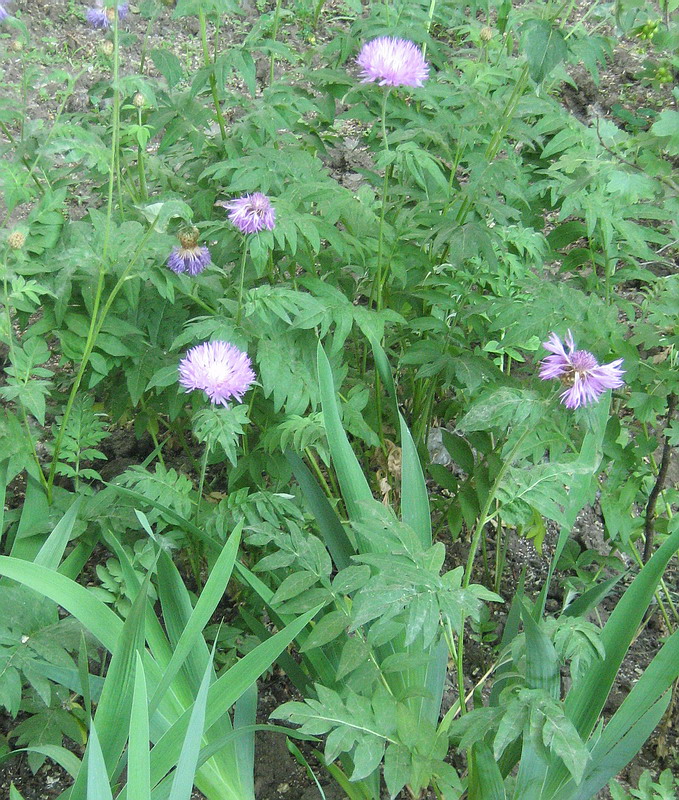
[46,214,160,499]
[422,0,438,59]
[46,15,123,501]
[236,242,248,325]
[455,63,529,227]
[199,8,227,142]
[463,427,530,588]
[1,259,48,490]
[195,442,210,526]
[312,0,325,29]
[373,88,392,312]
[137,107,148,202]
[269,0,284,85]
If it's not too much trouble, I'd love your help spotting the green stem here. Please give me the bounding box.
[463,428,529,588]
[373,88,392,312]
[0,121,45,196]
[47,217,160,500]
[422,0,438,59]
[46,19,123,501]
[195,442,210,526]
[1,266,48,490]
[269,0,284,85]
[455,63,529,227]
[304,448,333,499]
[199,8,227,142]
[312,0,325,29]
[236,242,248,325]
[138,6,161,73]
[136,108,148,202]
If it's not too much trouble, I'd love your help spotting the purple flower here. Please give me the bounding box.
[86,1,128,29]
[219,193,276,234]
[539,331,625,409]
[0,4,10,22]
[356,36,430,88]
[167,229,211,276]
[179,341,256,406]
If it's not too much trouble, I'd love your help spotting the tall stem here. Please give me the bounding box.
[422,0,438,59]
[136,107,148,202]
[2,262,48,490]
[463,428,529,588]
[195,443,210,526]
[455,63,529,228]
[312,0,325,29]
[269,0,284,85]
[47,14,122,500]
[47,218,160,499]
[199,8,227,142]
[236,241,249,325]
[373,88,392,312]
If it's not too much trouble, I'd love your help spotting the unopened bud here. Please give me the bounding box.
[100,40,114,56]
[133,92,145,108]
[106,7,116,21]
[179,227,200,248]
[11,40,24,52]
[8,231,26,250]
[480,26,493,42]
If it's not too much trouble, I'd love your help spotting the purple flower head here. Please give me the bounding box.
[167,229,211,276]
[539,330,625,409]
[86,1,128,29]
[219,193,276,235]
[179,341,256,406]
[0,3,10,22]
[356,36,430,88]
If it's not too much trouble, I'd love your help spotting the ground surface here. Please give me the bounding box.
[0,1,677,799]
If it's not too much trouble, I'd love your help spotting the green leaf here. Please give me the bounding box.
[285,450,354,571]
[383,742,410,799]
[316,342,373,525]
[541,700,589,784]
[458,389,543,433]
[127,654,151,800]
[271,571,319,605]
[86,720,113,800]
[301,610,349,652]
[521,19,568,83]
[468,742,506,800]
[34,497,83,570]
[146,606,321,788]
[399,412,431,548]
[650,110,679,155]
[150,49,183,88]
[149,525,242,715]
[168,645,215,800]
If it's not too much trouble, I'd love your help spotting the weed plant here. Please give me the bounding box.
[0,0,678,798]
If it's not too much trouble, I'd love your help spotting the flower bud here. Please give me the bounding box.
[8,231,26,250]
[480,26,493,42]
[178,227,200,249]
[11,40,23,52]
[100,40,114,56]
[133,92,145,108]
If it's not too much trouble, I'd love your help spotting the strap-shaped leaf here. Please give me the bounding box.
[468,741,506,800]
[399,411,431,548]
[317,341,373,524]
[285,449,354,570]
[128,653,151,800]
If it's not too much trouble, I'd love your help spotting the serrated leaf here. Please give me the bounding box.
[521,19,568,83]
